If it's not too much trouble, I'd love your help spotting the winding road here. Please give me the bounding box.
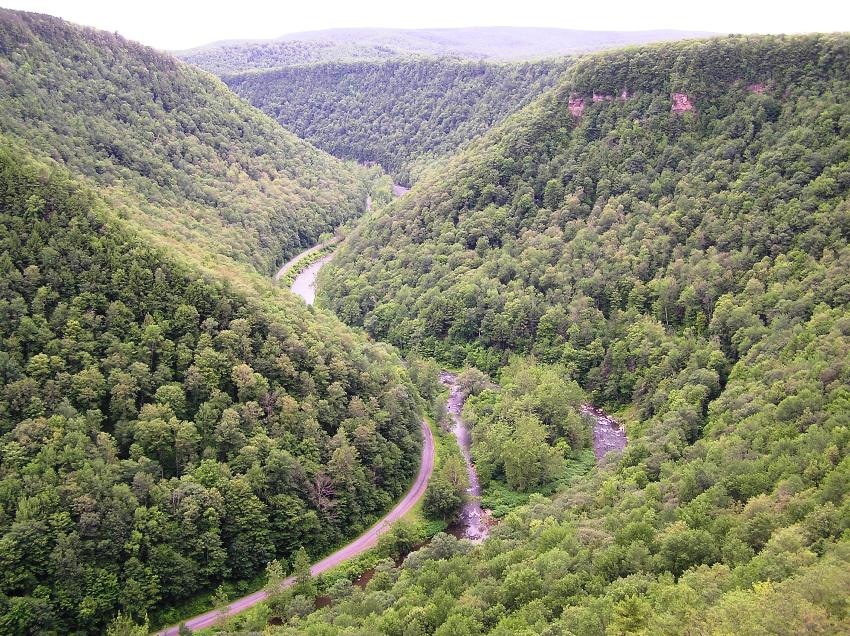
[160,186,427,633]
[157,420,433,635]
[158,235,432,634]
[272,237,340,283]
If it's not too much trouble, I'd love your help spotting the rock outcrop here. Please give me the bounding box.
[568,94,585,117]
[671,92,695,112]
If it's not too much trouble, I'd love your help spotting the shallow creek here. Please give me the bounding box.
[439,371,490,541]
[289,253,335,305]
[437,372,628,539]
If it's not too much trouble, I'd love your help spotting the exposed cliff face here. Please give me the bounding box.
[569,83,778,119]
[671,91,695,112]
[572,88,697,117]
[568,94,585,116]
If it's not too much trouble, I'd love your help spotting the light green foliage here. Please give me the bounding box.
[265,559,286,588]
[275,34,850,636]
[291,547,314,597]
[463,358,588,492]
[423,454,469,522]
[212,585,230,609]
[105,612,149,636]
[0,9,368,279]
[3,11,850,635]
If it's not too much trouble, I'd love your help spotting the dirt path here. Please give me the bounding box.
[156,420,434,635]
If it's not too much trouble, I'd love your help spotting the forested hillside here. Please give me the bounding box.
[226,59,572,184]
[0,9,426,634]
[262,34,850,634]
[178,27,711,74]
[0,143,422,635]
[0,9,368,279]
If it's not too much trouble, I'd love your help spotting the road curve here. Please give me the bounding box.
[272,237,340,282]
[157,420,434,635]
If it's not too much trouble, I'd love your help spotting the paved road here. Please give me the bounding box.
[156,420,434,635]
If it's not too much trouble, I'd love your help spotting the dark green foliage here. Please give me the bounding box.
[423,452,469,523]
[0,9,368,277]
[323,34,850,409]
[422,476,464,522]
[225,59,572,184]
[0,148,421,633]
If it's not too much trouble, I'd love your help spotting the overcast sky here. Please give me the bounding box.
[6,0,850,50]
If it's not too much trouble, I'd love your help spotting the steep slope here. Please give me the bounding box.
[0,144,423,635]
[323,33,850,384]
[243,33,850,634]
[0,9,368,281]
[0,9,425,635]
[225,59,572,184]
[177,27,712,73]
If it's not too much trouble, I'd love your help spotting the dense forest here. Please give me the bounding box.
[225,59,572,185]
[0,9,428,634]
[0,145,423,634]
[3,6,850,634]
[251,33,850,634]
[0,9,369,278]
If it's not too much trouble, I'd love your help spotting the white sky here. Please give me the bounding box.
[5,0,850,50]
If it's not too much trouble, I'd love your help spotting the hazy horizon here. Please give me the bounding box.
[5,0,850,50]
[184,25,715,49]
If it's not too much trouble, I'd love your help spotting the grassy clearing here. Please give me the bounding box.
[480,449,596,517]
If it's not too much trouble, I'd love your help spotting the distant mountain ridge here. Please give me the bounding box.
[176,26,714,73]
[224,58,574,185]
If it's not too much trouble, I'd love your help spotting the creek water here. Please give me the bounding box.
[439,371,490,541]
[289,253,335,305]
[581,404,628,459]
[434,372,628,540]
